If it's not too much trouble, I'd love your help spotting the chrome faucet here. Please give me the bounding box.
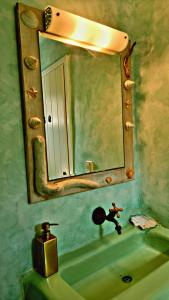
[92,202,124,235]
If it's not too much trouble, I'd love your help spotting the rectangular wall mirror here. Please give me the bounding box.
[16,3,134,203]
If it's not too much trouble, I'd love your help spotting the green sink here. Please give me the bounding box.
[23,225,169,300]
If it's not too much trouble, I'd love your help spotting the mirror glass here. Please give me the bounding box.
[39,34,124,180]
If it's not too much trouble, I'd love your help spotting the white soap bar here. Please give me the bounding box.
[130,215,158,229]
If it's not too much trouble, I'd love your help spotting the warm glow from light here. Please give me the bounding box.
[94,30,112,49]
[40,32,116,55]
[70,19,90,41]
[44,6,129,54]
[70,19,112,50]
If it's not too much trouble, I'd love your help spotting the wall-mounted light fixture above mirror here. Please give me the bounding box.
[16,3,135,203]
[43,6,129,55]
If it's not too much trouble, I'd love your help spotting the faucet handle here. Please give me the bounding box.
[109,202,124,218]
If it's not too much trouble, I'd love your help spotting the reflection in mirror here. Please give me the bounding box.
[39,34,124,180]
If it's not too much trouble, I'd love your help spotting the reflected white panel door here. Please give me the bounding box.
[42,56,73,180]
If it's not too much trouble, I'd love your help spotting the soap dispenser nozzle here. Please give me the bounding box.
[41,222,59,240]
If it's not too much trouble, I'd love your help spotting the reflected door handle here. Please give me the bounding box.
[125,121,135,130]
[48,115,52,122]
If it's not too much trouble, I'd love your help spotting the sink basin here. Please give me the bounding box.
[23,225,169,300]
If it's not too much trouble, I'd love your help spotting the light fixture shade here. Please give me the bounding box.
[44,6,129,54]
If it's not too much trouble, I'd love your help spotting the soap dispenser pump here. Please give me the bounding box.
[32,222,59,277]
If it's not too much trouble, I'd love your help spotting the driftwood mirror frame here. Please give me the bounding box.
[16,3,134,204]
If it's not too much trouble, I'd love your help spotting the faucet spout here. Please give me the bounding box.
[106,213,122,234]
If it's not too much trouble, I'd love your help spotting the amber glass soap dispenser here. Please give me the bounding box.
[32,222,59,277]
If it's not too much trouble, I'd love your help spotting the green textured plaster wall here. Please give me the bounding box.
[0,0,168,300]
[118,0,169,226]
